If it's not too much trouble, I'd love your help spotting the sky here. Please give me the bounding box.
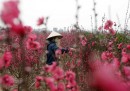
[0,0,130,30]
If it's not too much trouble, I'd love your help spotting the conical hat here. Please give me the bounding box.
[46,31,63,40]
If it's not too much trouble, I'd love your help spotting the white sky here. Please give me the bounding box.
[0,0,130,30]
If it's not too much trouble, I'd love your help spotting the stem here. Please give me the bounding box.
[124,0,130,30]
[93,0,98,31]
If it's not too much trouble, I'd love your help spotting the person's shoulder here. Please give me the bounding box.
[48,42,56,48]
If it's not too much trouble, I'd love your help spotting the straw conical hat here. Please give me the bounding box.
[46,31,63,40]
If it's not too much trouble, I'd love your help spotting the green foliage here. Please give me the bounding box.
[116,33,130,43]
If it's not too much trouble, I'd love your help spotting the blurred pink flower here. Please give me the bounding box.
[123,66,130,77]
[43,62,57,72]
[127,44,130,50]
[35,81,41,89]
[3,52,12,68]
[1,1,19,25]
[109,28,116,35]
[92,41,95,46]
[56,82,65,91]
[68,79,77,87]
[98,26,103,31]
[104,20,113,30]
[36,76,43,81]
[101,52,108,60]
[26,41,41,50]
[44,77,56,89]
[121,53,128,63]
[52,67,64,80]
[65,71,76,81]
[0,0,25,36]
[35,76,43,89]
[108,41,113,46]
[24,26,32,33]
[65,70,78,91]
[28,33,37,41]
[118,43,123,49]
[91,61,129,91]
[37,17,44,26]
[81,39,87,46]
[11,23,25,36]
[2,74,14,86]
[111,58,120,69]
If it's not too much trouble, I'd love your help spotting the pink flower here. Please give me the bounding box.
[121,53,128,63]
[123,66,130,77]
[92,41,95,46]
[2,74,14,86]
[91,61,128,91]
[109,28,116,35]
[107,52,114,58]
[68,79,77,87]
[35,81,41,89]
[36,76,43,82]
[3,52,12,68]
[111,58,120,69]
[26,41,41,50]
[101,52,108,60]
[98,26,103,31]
[0,1,25,36]
[118,43,123,49]
[127,44,130,50]
[65,71,76,81]
[65,71,78,90]
[24,26,32,34]
[108,41,113,46]
[35,76,43,89]
[104,20,113,30]
[56,82,65,91]
[37,17,44,26]
[81,39,87,46]
[52,67,64,80]
[11,23,25,36]
[1,1,19,25]
[28,34,37,41]
[43,62,57,72]
[44,77,56,89]
[66,62,71,67]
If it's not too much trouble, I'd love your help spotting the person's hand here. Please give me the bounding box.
[69,48,77,52]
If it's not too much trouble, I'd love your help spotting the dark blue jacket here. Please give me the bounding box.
[46,41,69,65]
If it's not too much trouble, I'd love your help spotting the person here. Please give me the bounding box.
[46,31,76,65]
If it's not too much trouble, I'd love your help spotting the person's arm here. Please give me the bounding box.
[61,48,69,54]
[61,47,77,54]
[52,44,76,54]
[51,44,59,52]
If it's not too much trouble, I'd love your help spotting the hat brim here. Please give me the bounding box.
[46,35,63,40]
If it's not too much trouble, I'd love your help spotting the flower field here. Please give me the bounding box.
[0,0,130,91]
